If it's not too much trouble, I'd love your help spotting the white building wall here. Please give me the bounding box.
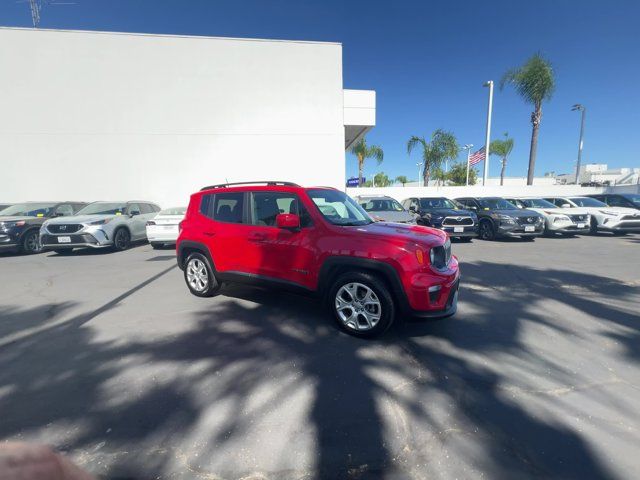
[0,28,346,207]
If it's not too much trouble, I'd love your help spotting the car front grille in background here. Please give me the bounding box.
[516,216,540,225]
[431,240,452,270]
[569,214,588,222]
[48,224,83,234]
[442,216,473,226]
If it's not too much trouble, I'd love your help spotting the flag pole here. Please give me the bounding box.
[466,148,471,186]
[482,80,494,186]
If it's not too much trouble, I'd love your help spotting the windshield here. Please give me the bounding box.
[624,194,640,205]
[569,197,607,207]
[307,189,372,226]
[419,198,458,209]
[360,198,404,212]
[77,202,128,215]
[0,202,58,217]
[159,207,186,216]
[520,198,557,209]
[477,198,517,210]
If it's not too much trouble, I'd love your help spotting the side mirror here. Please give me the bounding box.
[468,205,478,211]
[276,213,300,229]
[561,203,571,208]
[130,211,140,217]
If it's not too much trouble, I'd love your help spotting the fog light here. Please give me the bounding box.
[428,285,442,304]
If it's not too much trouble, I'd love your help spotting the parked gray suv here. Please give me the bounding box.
[40,201,160,253]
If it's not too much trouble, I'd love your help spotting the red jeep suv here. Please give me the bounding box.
[177,182,460,338]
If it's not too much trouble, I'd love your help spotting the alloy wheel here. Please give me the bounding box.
[24,232,42,253]
[186,258,209,292]
[115,230,130,250]
[335,282,382,331]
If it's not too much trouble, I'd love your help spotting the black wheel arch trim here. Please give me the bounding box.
[318,256,411,312]
[177,240,216,271]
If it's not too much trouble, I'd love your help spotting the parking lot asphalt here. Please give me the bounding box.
[1,234,639,480]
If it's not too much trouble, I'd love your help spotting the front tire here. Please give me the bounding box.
[184,252,220,297]
[112,228,131,251]
[478,220,495,241]
[589,218,599,235]
[21,230,42,254]
[328,272,394,338]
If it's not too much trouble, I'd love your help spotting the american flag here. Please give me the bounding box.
[468,147,485,166]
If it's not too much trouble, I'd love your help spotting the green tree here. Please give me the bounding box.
[446,162,478,186]
[489,132,515,186]
[350,137,384,187]
[407,130,459,186]
[373,171,392,187]
[395,175,409,187]
[500,53,555,185]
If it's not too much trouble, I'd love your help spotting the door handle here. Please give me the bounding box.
[248,232,266,242]
[204,232,216,237]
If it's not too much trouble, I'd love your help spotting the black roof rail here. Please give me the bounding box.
[200,181,300,191]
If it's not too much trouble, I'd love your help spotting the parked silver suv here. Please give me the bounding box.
[40,201,160,253]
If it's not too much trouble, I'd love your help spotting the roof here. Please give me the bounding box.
[0,26,342,46]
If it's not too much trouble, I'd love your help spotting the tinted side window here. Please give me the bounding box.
[127,203,142,215]
[54,204,74,216]
[251,192,312,228]
[214,192,245,224]
[606,196,626,207]
[139,203,153,214]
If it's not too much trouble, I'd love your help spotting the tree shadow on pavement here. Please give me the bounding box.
[0,262,637,478]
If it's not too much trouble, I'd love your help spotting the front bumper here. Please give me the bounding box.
[497,224,544,237]
[0,229,25,251]
[598,220,640,232]
[439,225,478,238]
[550,224,591,234]
[40,233,111,249]
[410,278,459,319]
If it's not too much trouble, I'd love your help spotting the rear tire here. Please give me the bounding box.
[478,220,495,241]
[184,252,220,297]
[327,271,395,338]
[112,228,131,252]
[21,230,42,254]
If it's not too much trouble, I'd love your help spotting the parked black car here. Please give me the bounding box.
[401,197,478,241]
[586,193,640,210]
[454,197,545,240]
[0,202,87,254]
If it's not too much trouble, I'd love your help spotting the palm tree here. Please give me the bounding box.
[489,133,515,186]
[500,53,555,185]
[373,172,391,187]
[407,129,459,186]
[350,138,384,187]
[395,175,409,187]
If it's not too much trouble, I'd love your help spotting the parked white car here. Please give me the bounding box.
[508,197,590,236]
[146,206,186,248]
[544,196,640,235]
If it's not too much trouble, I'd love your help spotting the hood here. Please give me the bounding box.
[572,206,639,216]
[346,221,447,247]
[45,214,119,225]
[368,210,414,223]
[525,207,589,216]
[420,208,473,217]
[490,208,542,218]
[0,215,41,223]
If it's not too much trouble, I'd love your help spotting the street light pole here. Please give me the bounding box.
[572,104,586,185]
[462,144,473,186]
[417,162,423,187]
[482,81,494,186]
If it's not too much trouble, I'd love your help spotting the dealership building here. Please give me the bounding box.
[0,27,375,207]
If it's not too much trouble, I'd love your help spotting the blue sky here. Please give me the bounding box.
[2,0,639,181]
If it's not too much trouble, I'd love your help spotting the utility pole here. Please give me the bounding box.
[572,104,586,185]
[482,81,494,186]
[417,162,423,187]
[462,144,473,186]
